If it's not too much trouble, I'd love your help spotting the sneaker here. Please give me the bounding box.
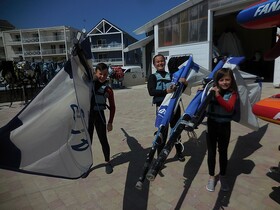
[206,178,215,192]
[135,181,143,190]
[176,153,185,162]
[220,176,229,191]
[105,163,113,174]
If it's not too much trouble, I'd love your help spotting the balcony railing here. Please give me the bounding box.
[6,39,21,45]
[92,58,123,66]
[5,35,67,45]
[91,43,123,51]
[41,48,66,55]
[22,38,39,43]
[40,35,66,42]
[24,50,41,56]
[94,57,122,62]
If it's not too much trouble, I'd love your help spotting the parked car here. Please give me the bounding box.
[121,66,145,87]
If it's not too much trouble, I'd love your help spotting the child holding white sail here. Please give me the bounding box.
[205,68,238,192]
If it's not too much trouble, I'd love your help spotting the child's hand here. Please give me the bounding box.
[211,86,220,96]
[166,84,177,93]
[179,78,188,86]
[107,123,113,132]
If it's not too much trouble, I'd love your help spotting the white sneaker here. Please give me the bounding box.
[206,178,215,192]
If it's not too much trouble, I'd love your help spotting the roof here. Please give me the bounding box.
[88,18,137,41]
[0,19,15,31]
[133,0,203,35]
[123,35,154,52]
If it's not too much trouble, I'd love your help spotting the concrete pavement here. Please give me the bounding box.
[0,82,279,210]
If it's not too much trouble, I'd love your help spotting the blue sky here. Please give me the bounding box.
[1,0,186,39]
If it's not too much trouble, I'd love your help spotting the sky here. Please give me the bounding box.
[1,0,186,39]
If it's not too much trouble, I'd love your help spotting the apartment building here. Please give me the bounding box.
[2,26,79,63]
[88,19,141,67]
[0,20,15,61]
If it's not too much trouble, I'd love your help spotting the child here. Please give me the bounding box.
[88,63,116,174]
[147,54,187,161]
[205,68,238,192]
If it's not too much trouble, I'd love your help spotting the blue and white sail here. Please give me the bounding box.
[225,57,261,131]
[155,56,208,128]
[184,56,261,131]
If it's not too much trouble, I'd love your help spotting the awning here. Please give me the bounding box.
[123,35,154,52]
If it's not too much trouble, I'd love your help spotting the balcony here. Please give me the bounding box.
[92,57,123,66]
[6,39,21,45]
[41,48,66,55]
[8,51,23,58]
[91,42,123,52]
[23,50,41,56]
[40,35,66,42]
[22,38,39,43]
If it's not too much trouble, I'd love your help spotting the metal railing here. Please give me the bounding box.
[91,43,123,50]
[22,38,39,43]
[41,48,66,55]
[24,50,41,55]
[7,35,66,44]
[93,58,123,63]
[40,35,66,42]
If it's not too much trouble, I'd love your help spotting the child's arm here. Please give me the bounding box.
[216,92,238,112]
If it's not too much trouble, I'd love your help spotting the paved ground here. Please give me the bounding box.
[0,82,279,210]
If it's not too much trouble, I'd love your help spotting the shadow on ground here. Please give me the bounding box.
[175,131,207,209]
[213,124,268,210]
[86,124,273,209]
[110,128,151,210]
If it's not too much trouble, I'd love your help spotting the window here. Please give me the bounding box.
[51,45,56,53]
[158,1,208,47]
[98,53,107,61]
[97,39,106,47]
[59,44,65,53]
[15,34,20,42]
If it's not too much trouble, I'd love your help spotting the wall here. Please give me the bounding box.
[155,42,210,74]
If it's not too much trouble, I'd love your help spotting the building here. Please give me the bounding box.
[128,0,280,87]
[0,20,15,61]
[2,26,79,63]
[88,19,141,67]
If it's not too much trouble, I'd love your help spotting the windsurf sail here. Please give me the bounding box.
[228,58,261,131]
[155,56,207,128]
[135,55,209,189]
[0,35,93,179]
[185,57,261,131]
[146,56,262,181]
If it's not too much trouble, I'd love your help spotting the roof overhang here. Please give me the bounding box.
[133,0,203,35]
[123,35,154,52]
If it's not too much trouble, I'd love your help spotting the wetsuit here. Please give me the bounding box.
[147,71,183,156]
[206,90,237,176]
[88,81,115,162]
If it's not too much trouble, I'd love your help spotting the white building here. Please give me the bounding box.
[88,19,141,67]
[126,0,280,87]
[2,26,79,62]
[0,20,15,61]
